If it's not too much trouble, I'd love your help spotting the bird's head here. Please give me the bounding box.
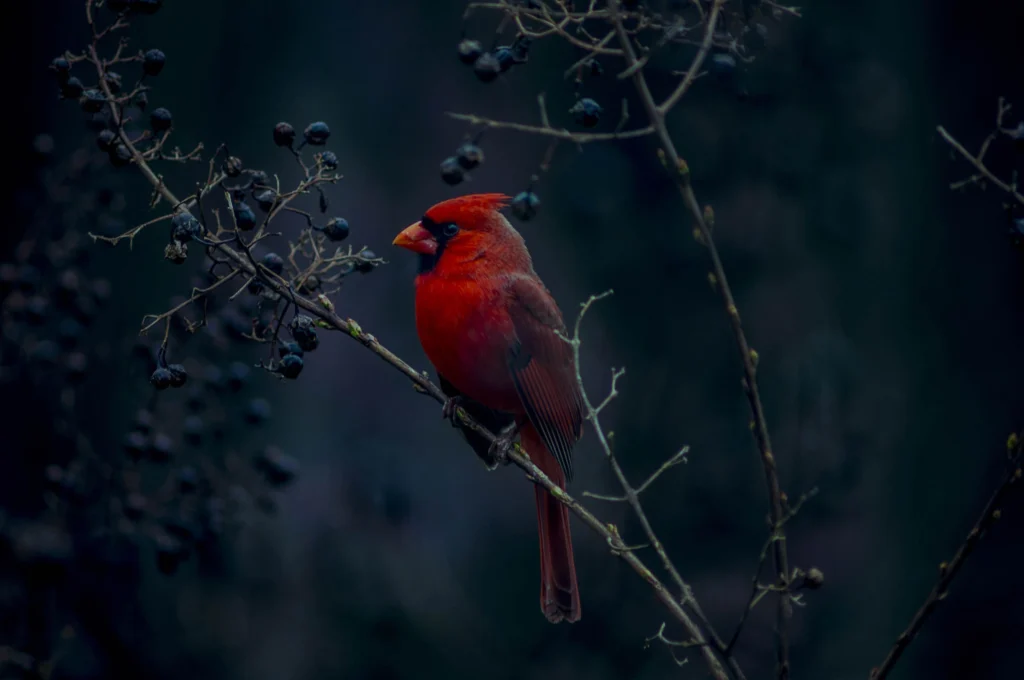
[393,193,528,275]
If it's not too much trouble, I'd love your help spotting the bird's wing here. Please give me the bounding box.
[505,275,584,481]
[438,373,516,468]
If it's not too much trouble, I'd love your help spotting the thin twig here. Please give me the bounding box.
[869,432,1024,680]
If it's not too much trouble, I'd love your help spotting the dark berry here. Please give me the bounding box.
[254,446,299,486]
[356,251,377,274]
[586,58,604,77]
[81,89,106,113]
[273,122,295,147]
[510,191,540,221]
[456,142,484,170]
[261,252,284,275]
[150,107,173,132]
[303,121,330,146]
[569,98,602,128]
[150,366,174,389]
[321,217,350,242]
[232,201,257,231]
[494,47,516,72]
[107,0,131,12]
[711,53,737,76]
[51,57,71,81]
[457,39,483,65]
[96,129,117,150]
[289,315,319,352]
[473,52,502,82]
[440,156,464,185]
[167,363,188,388]
[133,91,148,110]
[171,212,202,242]
[278,341,304,358]
[298,274,321,293]
[61,77,84,99]
[278,354,303,379]
[244,398,272,424]
[319,150,338,170]
[253,190,276,211]
[143,49,166,76]
[108,143,132,167]
[250,169,269,186]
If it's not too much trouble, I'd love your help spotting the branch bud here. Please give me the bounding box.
[703,205,715,230]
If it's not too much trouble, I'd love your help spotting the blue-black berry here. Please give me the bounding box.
[51,57,71,81]
[303,121,330,146]
[81,89,106,113]
[143,49,166,76]
[356,250,377,273]
[457,39,483,65]
[167,363,188,388]
[61,77,84,99]
[108,143,132,167]
[150,366,174,389]
[232,201,257,231]
[253,190,276,211]
[171,212,202,242]
[473,52,502,82]
[440,156,464,185]
[150,107,173,132]
[456,142,484,170]
[278,354,303,379]
[511,191,540,221]
[278,341,304,358]
[569,98,602,128]
[96,129,117,151]
[244,398,272,424]
[319,150,339,170]
[322,217,350,242]
[261,252,284,275]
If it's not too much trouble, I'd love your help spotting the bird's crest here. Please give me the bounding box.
[423,193,511,226]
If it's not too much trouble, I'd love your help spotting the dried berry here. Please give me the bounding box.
[273,121,296,147]
[473,52,502,82]
[150,366,174,389]
[167,363,188,388]
[261,252,284,275]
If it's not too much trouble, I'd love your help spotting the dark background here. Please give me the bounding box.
[3,1,1023,679]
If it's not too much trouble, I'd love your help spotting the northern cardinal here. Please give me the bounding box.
[393,193,583,623]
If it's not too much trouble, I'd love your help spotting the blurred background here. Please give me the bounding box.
[3,1,1023,679]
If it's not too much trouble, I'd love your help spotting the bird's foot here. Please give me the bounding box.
[441,396,463,428]
[487,422,519,467]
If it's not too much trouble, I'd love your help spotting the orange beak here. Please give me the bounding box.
[392,222,438,255]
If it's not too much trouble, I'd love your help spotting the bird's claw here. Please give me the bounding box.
[441,396,463,428]
[487,423,519,467]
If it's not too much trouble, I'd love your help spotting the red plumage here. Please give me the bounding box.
[393,193,583,623]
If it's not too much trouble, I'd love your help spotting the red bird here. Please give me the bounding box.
[393,193,583,623]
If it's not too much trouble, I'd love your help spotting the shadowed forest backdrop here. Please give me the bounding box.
[2,1,1023,679]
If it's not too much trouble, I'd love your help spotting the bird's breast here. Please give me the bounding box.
[414,277,521,412]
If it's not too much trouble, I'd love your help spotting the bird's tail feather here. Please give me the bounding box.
[523,423,580,623]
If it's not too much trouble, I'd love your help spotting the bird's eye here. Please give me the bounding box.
[442,223,460,238]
